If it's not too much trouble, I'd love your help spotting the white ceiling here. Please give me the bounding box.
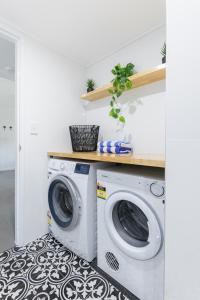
[0,37,15,81]
[0,0,165,67]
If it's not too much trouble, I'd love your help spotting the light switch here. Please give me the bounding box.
[30,122,39,135]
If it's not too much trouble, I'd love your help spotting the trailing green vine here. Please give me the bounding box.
[108,63,135,123]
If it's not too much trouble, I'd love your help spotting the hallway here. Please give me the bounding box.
[0,171,15,252]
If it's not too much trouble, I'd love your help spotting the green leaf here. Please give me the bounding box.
[113,80,118,88]
[126,63,135,76]
[110,100,114,107]
[115,64,121,71]
[109,109,114,116]
[119,84,125,91]
[109,108,119,119]
[126,63,134,70]
[116,108,120,113]
[126,80,132,89]
[116,91,122,97]
[111,69,117,75]
[108,88,114,94]
[112,112,118,119]
[120,76,126,84]
[119,115,126,123]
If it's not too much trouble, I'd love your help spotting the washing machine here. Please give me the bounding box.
[48,158,108,262]
[97,166,165,300]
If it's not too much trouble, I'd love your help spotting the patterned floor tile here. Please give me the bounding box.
[0,234,130,300]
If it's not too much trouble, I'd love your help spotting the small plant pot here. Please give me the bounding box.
[162,56,166,64]
[87,87,94,93]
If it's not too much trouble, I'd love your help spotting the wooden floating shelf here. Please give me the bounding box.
[81,64,166,101]
[48,152,165,168]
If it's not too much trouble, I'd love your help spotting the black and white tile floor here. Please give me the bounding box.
[0,234,130,300]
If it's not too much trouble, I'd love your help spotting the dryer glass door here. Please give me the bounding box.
[48,175,80,229]
[105,191,162,260]
[113,200,149,248]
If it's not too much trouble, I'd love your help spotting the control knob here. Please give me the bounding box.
[150,182,165,197]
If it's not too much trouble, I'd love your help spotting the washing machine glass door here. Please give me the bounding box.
[48,175,80,230]
[105,191,162,260]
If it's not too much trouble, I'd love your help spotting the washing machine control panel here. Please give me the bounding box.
[150,182,165,197]
[74,163,90,175]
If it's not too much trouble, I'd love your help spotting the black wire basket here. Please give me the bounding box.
[69,125,100,152]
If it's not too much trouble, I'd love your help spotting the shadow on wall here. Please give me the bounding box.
[83,80,165,114]
[82,79,166,154]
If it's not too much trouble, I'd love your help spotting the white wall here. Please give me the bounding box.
[84,27,166,154]
[0,77,15,171]
[0,23,85,245]
[165,1,200,299]
[18,36,85,245]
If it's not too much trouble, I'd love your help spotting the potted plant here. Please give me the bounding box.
[161,42,166,64]
[108,63,135,123]
[86,79,95,93]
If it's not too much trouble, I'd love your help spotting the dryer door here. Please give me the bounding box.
[105,191,162,260]
[48,175,81,230]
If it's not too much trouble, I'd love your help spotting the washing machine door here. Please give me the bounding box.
[105,191,162,260]
[48,175,81,230]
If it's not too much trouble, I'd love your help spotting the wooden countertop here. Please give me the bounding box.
[48,151,165,168]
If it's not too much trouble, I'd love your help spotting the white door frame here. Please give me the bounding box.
[0,24,23,246]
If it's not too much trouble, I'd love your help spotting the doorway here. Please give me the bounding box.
[0,35,16,251]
